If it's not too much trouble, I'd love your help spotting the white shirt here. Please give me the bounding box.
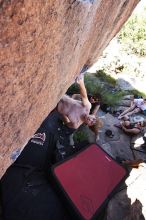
[134,99,146,110]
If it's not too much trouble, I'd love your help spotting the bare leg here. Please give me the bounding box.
[126,128,141,135]
[118,104,136,119]
[124,107,141,117]
[91,105,100,115]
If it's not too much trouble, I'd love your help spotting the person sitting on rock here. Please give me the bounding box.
[118,97,146,120]
[57,75,103,134]
[115,120,143,135]
[88,94,101,114]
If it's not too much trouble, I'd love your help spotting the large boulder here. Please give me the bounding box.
[0,0,139,176]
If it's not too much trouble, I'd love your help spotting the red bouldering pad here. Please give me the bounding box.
[52,144,128,220]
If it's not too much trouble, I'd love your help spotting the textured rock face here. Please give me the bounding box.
[0,0,139,176]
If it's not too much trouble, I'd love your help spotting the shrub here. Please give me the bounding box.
[66,82,80,95]
[95,69,116,86]
[85,73,126,106]
[118,9,146,57]
[100,90,127,106]
[73,130,87,143]
[84,74,103,96]
[66,73,126,106]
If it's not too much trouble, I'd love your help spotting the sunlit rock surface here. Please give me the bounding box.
[0,0,139,176]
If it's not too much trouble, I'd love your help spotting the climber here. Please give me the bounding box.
[118,97,146,120]
[72,93,101,115]
[57,74,102,134]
